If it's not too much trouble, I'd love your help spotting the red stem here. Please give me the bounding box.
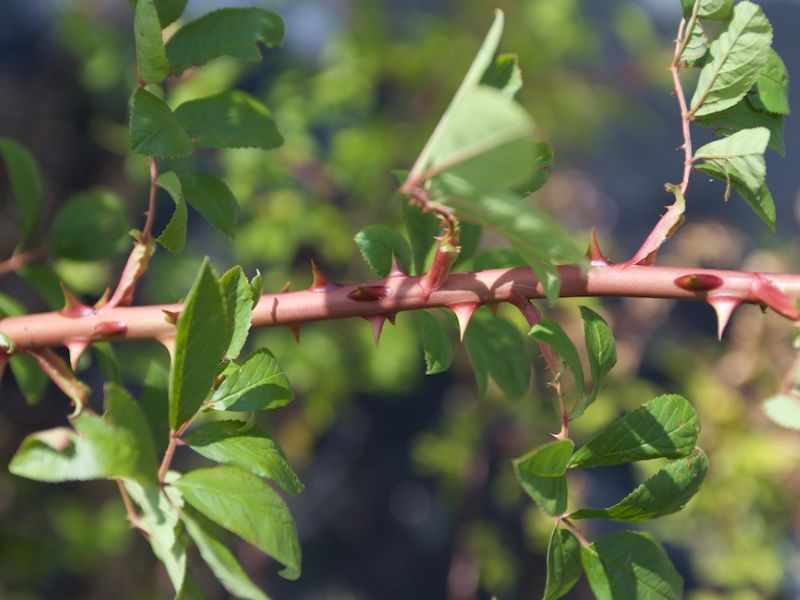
[141,158,159,242]
[2,264,800,351]
[0,247,46,277]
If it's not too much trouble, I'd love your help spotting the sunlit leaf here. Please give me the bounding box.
[134,0,168,84]
[210,348,291,412]
[180,172,239,239]
[129,88,192,158]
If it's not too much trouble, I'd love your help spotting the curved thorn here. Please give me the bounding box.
[388,254,407,278]
[94,288,111,309]
[708,295,743,340]
[363,314,386,345]
[448,302,479,341]
[387,312,397,325]
[162,310,180,325]
[66,339,91,370]
[587,228,611,266]
[59,282,93,318]
[287,324,301,344]
[309,260,338,292]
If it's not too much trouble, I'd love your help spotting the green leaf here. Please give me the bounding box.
[174,90,283,150]
[695,159,775,230]
[183,420,304,496]
[10,384,158,485]
[463,309,530,401]
[155,171,188,253]
[526,141,554,194]
[140,358,169,451]
[472,248,526,271]
[529,319,584,393]
[442,192,585,304]
[695,96,785,156]
[427,86,536,192]
[125,477,187,592]
[512,440,574,516]
[578,306,617,417]
[694,126,769,192]
[763,393,800,430]
[403,199,439,276]
[0,137,43,245]
[134,0,168,84]
[681,0,734,20]
[181,508,271,600]
[748,49,790,115]
[48,189,131,261]
[690,1,772,117]
[544,528,582,600]
[219,266,255,360]
[179,172,239,239]
[569,394,700,469]
[571,449,708,521]
[480,53,523,102]
[580,531,683,599]
[174,466,301,580]
[417,310,453,375]
[166,8,285,75]
[209,348,291,412]
[129,88,192,158]
[169,259,227,429]
[154,0,188,28]
[9,354,48,405]
[92,343,121,385]
[679,15,709,66]
[354,224,412,277]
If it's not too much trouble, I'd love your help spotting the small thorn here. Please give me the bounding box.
[708,295,743,340]
[92,321,128,338]
[386,312,397,325]
[65,339,91,370]
[488,303,499,316]
[388,254,407,278]
[94,288,111,308]
[59,282,93,318]
[162,310,180,325]
[287,324,302,343]
[363,314,386,345]
[449,302,479,340]
[586,228,611,266]
[309,260,338,292]
[280,281,291,293]
[674,273,724,292]
[348,285,390,301]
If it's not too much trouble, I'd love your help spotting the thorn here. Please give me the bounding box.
[363,314,386,345]
[280,281,291,293]
[309,260,338,292]
[586,228,611,266]
[94,288,111,308]
[387,254,407,278]
[348,285,390,301]
[488,303,499,316]
[386,312,397,325]
[708,295,743,340]
[448,302,479,340]
[59,282,93,318]
[92,321,128,338]
[674,273,724,292]
[287,324,301,343]
[162,310,180,325]
[65,339,91,370]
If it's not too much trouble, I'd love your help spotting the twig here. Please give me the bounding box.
[158,420,192,483]
[671,18,694,195]
[116,479,147,533]
[141,157,159,242]
[0,247,46,277]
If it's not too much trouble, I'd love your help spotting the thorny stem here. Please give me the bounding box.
[671,18,694,195]
[0,247,46,278]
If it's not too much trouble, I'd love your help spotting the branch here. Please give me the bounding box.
[0,247,47,277]
[2,264,800,352]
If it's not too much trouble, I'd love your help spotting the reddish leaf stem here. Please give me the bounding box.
[141,157,159,243]
[0,247,46,277]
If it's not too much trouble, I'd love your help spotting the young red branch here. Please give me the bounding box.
[2,264,800,352]
[0,247,47,277]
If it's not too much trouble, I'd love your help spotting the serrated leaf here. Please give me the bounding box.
[526,141,554,194]
[694,126,769,192]
[544,528,582,600]
[219,266,254,359]
[184,420,304,496]
[463,309,530,401]
[577,306,617,418]
[571,449,708,521]
[403,199,439,276]
[681,0,734,20]
[569,394,700,469]
[154,0,188,28]
[134,0,168,84]
[0,137,43,245]
[166,8,285,75]
[695,158,775,230]
[48,189,131,261]
[442,192,585,304]
[129,88,192,158]
[169,260,227,429]
[695,96,785,156]
[174,466,301,580]
[763,393,800,430]
[125,477,187,592]
[155,171,188,253]
[354,224,412,277]
[210,348,291,412]
[10,384,158,485]
[179,172,238,239]
[690,1,772,117]
[174,90,283,150]
[748,49,789,115]
[529,319,584,394]
[680,17,709,66]
[417,310,453,375]
[513,440,574,516]
[581,531,683,600]
[480,53,522,102]
[181,508,271,600]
